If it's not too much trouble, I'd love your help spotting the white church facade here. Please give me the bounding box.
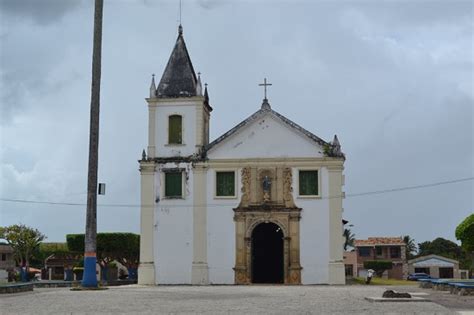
[138,26,346,285]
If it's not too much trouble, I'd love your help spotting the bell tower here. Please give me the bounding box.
[138,25,212,285]
[146,25,212,159]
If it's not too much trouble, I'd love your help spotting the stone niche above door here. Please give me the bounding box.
[238,166,297,209]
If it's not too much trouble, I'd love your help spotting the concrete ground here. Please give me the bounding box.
[0,285,469,315]
[391,285,474,314]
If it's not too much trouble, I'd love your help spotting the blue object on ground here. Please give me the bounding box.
[101,266,108,281]
[127,268,138,280]
[82,256,97,287]
[20,268,27,282]
[65,269,73,281]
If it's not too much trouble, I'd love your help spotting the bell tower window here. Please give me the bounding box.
[168,115,182,144]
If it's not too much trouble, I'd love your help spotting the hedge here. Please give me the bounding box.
[66,233,139,267]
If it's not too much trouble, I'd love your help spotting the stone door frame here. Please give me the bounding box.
[233,209,302,284]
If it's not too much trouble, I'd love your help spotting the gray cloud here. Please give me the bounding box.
[0,1,472,242]
[0,0,83,25]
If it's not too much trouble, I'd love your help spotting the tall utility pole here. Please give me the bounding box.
[82,0,104,288]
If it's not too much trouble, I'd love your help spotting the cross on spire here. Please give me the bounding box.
[259,78,272,100]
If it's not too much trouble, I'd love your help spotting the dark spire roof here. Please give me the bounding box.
[157,25,198,98]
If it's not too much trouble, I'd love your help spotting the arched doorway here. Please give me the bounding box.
[251,222,284,283]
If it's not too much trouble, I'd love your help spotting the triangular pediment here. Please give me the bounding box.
[206,108,329,159]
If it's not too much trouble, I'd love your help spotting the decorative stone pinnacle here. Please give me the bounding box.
[142,149,147,161]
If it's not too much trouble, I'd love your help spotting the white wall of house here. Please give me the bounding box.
[206,167,241,284]
[297,166,331,284]
[154,162,194,284]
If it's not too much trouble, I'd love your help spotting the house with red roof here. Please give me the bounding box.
[344,237,407,279]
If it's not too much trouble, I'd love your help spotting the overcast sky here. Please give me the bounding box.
[1,0,472,246]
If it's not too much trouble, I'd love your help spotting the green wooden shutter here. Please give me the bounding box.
[165,172,182,197]
[168,115,182,144]
[299,170,318,195]
[216,172,235,196]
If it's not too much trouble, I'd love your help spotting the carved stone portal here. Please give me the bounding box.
[233,166,301,284]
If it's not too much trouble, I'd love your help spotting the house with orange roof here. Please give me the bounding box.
[344,237,407,279]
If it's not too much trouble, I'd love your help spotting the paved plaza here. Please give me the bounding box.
[1,285,472,314]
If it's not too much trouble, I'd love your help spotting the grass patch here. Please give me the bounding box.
[352,277,418,286]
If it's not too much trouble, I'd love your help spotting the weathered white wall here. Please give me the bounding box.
[203,164,334,284]
[207,114,324,159]
[206,168,241,284]
[297,167,331,284]
[154,162,194,284]
[154,102,198,157]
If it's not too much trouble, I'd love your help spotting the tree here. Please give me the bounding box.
[0,224,46,280]
[417,237,461,259]
[456,214,474,273]
[343,228,355,251]
[31,242,70,267]
[83,0,104,288]
[455,214,474,252]
[402,235,417,260]
[67,233,140,279]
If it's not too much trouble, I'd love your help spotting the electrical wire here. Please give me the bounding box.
[1,176,472,209]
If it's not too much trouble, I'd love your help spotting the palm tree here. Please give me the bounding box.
[343,228,355,251]
[83,0,104,288]
[403,235,417,260]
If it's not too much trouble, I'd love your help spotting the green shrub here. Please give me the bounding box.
[66,233,139,268]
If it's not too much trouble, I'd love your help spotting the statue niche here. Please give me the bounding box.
[238,167,297,208]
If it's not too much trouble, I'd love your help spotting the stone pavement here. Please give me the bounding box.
[0,285,462,314]
[391,285,474,314]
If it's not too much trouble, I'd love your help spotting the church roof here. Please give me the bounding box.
[157,26,198,98]
[205,101,344,158]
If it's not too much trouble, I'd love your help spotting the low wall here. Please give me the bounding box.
[0,283,34,294]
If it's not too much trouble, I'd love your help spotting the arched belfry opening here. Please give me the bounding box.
[251,222,284,283]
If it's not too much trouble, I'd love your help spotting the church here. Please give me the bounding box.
[138,25,346,285]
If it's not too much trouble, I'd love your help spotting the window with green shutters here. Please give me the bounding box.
[299,170,319,196]
[216,171,235,197]
[168,115,182,144]
[165,172,182,198]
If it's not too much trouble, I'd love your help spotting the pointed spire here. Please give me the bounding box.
[196,72,202,96]
[157,26,198,98]
[141,149,147,161]
[332,135,342,156]
[149,74,156,98]
[204,83,209,102]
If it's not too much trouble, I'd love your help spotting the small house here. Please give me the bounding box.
[408,254,460,279]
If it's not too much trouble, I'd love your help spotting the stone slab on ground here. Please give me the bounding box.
[365,296,431,302]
